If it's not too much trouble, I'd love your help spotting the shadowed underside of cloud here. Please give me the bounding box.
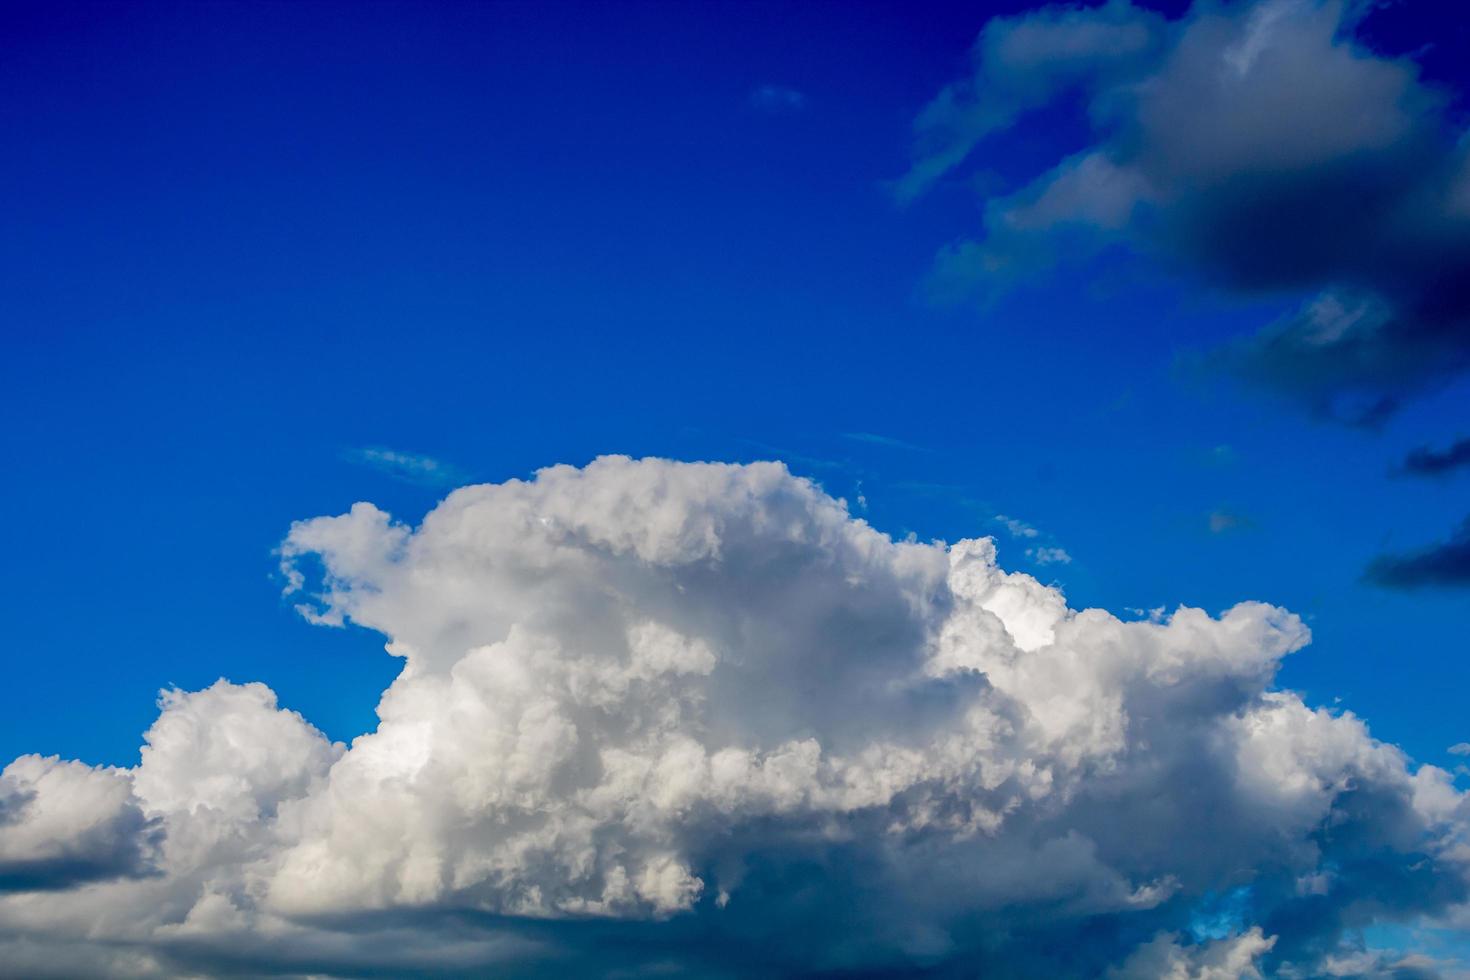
[0,757,160,893]
[1366,517,1470,589]
[0,457,1466,977]
[903,0,1470,426]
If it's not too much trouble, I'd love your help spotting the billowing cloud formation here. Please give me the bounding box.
[1,457,1467,976]
[904,0,1470,425]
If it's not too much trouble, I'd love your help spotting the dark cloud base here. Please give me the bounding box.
[1366,518,1470,589]
[1400,438,1470,478]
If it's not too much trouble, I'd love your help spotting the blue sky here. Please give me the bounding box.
[5,4,1470,974]
[5,0,1465,771]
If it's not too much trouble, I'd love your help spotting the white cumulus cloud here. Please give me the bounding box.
[0,456,1465,976]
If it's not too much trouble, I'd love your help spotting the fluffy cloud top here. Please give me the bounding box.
[905,0,1470,427]
[0,457,1465,976]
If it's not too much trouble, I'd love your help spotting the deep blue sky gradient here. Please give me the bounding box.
[3,0,1467,772]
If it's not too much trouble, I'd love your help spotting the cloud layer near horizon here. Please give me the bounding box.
[1,457,1466,977]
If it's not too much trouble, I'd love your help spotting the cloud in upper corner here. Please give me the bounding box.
[0,456,1463,976]
[748,84,806,113]
[1449,743,1470,757]
[345,446,460,486]
[1398,438,1470,478]
[1365,516,1470,589]
[901,0,1470,426]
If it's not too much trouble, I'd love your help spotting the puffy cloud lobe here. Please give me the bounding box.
[0,756,157,891]
[1106,927,1275,979]
[905,0,1470,426]
[1,457,1467,976]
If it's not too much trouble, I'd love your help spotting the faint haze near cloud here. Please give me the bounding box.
[748,83,806,113]
[1207,508,1255,535]
[842,431,933,453]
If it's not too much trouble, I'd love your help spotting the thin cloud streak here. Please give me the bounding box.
[344,447,461,487]
[842,432,934,453]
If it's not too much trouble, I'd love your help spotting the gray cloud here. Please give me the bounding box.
[0,457,1465,976]
[1365,517,1470,589]
[1399,437,1470,478]
[0,757,161,893]
[903,0,1470,426]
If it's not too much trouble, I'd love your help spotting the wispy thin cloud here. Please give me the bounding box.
[993,514,1040,539]
[736,439,855,476]
[1207,509,1255,535]
[994,513,1073,566]
[843,432,933,453]
[1205,444,1238,467]
[748,84,806,113]
[345,447,460,487]
[1026,546,1071,566]
[890,480,972,497]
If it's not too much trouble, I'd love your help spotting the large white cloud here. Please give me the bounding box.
[0,457,1465,976]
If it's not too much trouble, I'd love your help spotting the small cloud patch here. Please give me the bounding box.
[1208,509,1254,535]
[345,447,460,487]
[1365,518,1470,589]
[749,84,806,113]
[1026,546,1071,566]
[1398,438,1470,478]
